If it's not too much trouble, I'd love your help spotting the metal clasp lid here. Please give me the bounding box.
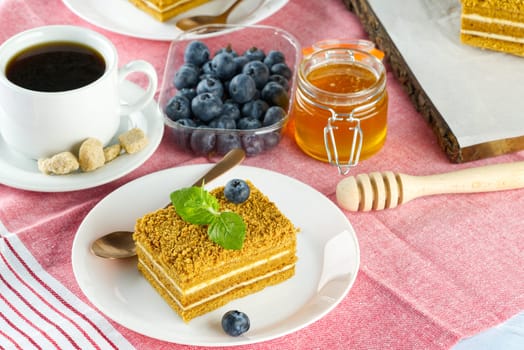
[324,108,363,175]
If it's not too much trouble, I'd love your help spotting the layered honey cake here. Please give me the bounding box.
[133,181,299,322]
[128,0,210,22]
[460,0,524,56]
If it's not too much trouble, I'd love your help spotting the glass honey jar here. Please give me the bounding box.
[292,40,388,174]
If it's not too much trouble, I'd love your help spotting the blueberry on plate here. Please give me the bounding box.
[165,95,191,121]
[228,74,256,104]
[173,63,200,89]
[242,60,269,89]
[224,180,250,204]
[184,41,210,67]
[221,310,250,337]
[191,93,223,122]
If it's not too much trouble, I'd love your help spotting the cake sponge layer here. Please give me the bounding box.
[138,259,295,322]
[461,33,524,56]
[137,240,297,305]
[461,17,524,38]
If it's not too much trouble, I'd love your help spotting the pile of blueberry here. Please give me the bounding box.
[164,40,293,157]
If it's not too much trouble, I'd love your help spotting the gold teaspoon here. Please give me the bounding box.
[175,0,244,31]
[90,148,246,259]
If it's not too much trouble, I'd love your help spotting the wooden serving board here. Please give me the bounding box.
[343,0,524,163]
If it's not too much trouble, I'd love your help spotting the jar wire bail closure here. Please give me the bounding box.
[324,106,365,175]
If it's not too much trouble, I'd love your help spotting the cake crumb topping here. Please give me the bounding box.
[134,181,299,279]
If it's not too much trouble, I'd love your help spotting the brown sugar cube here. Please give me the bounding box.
[78,137,105,172]
[37,151,79,175]
[103,143,122,163]
[119,128,148,154]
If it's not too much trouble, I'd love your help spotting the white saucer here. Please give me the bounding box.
[0,81,164,192]
[72,165,360,346]
[62,0,288,41]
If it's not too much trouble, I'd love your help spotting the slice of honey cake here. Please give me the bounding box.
[128,0,210,22]
[460,0,524,56]
[133,180,299,322]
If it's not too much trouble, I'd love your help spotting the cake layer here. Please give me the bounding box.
[462,5,524,23]
[136,241,297,305]
[138,259,295,322]
[461,33,524,56]
[128,0,209,22]
[462,14,524,36]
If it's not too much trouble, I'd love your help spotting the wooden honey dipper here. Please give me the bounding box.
[336,161,524,211]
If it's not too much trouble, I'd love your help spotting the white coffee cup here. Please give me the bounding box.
[0,25,158,160]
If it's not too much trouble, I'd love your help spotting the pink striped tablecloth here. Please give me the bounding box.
[1,0,524,349]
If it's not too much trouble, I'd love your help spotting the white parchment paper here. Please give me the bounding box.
[368,0,524,148]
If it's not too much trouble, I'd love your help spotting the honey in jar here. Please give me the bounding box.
[292,45,388,173]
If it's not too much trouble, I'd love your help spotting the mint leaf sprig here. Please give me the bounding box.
[170,186,246,250]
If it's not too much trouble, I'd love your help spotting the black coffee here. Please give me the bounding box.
[6,41,105,92]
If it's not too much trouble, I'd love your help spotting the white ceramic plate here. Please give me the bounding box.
[0,81,164,192]
[72,165,360,346]
[62,0,289,41]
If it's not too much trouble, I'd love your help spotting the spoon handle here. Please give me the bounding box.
[163,148,245,209]
[222,0,244,18]
[191,148,246,187]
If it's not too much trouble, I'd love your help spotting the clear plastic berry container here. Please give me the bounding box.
[159,24,300,157]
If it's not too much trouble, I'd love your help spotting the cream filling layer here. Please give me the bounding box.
[139,258,294,311]
[461,29,524,44]
[462,13,524,29]
[140,0,192,13]
[136,242,291,295]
